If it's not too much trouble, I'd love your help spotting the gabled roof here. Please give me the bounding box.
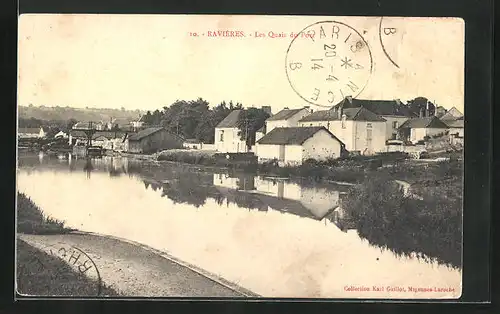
[299,107,386,122]
[257,126,344,146]
[399,116,449,129]
[18,127,40,134]
[128,127,166,141]
[266,108,304,121]
[332,97,411,116]
[439,107,463,121]
[444,119,464,128]
[111,118,133,126]
[215,110,243,128]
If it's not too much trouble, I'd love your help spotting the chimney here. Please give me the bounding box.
[283,107,289,110]
[261,106,272,115]
[419,108,424,118]
[346,95,353,103]
[338,105,343,119]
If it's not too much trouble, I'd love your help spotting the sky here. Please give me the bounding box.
[18,15,465,113]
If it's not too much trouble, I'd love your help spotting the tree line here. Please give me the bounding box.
[141,98,270,146]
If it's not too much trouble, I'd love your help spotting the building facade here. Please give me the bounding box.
[255,126,345,166]
[331,97,413,141]
[265,107,312,133]
[18,127,46,139]
[398,117,449,144]
[125,127,183,153]
[214,110,248,153]
[298,107,386,155]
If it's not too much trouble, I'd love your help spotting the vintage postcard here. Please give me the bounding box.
[16,14,464,299]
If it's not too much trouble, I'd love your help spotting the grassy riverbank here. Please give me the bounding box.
[16,192,120,296]
[341,159,463,269]
[17,192,74,234]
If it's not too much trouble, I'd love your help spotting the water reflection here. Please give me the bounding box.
[18,152,461,272]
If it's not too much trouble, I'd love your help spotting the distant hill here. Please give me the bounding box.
[18,105,144,123]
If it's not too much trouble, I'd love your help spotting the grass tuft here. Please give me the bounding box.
[17,192,74,234]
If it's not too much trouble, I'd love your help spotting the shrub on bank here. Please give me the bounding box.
[341,173,462,269]
[17,192,73,234]
[157,150,217,166]
[257,159,366,183]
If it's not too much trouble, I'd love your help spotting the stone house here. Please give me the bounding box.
[214,110,248,153]
[331,97,413,141]
[125,127,183,154]
[18,127,46,139]
[398,116,449,144]
[255,126,345,166]
[264,107,312,134]
[298,106,387,155]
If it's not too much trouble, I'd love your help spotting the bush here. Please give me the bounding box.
[17,192,72,234]
[342,174,462,268]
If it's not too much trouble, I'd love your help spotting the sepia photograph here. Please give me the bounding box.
[16,14,464,299]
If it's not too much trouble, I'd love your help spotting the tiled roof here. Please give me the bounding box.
[112,118,133,126]
[215,110,242,128]
[333,98,411,116]
[266,108,304,121]
[444,119,464,128]
[18,127,40,134]
[440,107,463,121]
[128,127,166,141]
[257,126,344,146]
[399,116,449,129]
[299,107,386,122]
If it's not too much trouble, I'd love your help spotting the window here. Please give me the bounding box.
[367,123,372,128]
[392,121,399,129]
[220,130,224,142]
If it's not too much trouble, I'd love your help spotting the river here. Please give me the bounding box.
[16,152,462,299]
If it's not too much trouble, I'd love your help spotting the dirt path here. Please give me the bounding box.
[18,232,256,297]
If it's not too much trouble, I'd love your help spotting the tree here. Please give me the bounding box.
[406,97,436,117]
[162,98,210,139]
[193,101,233,143]
[236,107,270,149]
[142,111,154,125]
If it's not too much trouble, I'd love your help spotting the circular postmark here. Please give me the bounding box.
[285,21,373,108]
[18,242,103,296]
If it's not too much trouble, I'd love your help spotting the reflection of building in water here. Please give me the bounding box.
[83,158,93,178]
[212,173,255,191]
[212,174,341,220]
[322,207,357,233]
[85,156,129,175]
[254,177,340,220]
